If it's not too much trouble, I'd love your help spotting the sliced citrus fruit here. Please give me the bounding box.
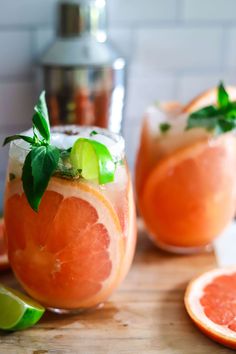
[70,138,115,184]
[0,284,45,331]
[185,267,236,350]
[0,218,9,271]
[4,177,125,309]
[139,133,236,248]
[183,86,236,114]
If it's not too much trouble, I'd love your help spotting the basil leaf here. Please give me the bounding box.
[22,146,60,212]
[3,135,34,146]
[189,105,218,119]
[217,118,236,133]
[22,151,39,212]
[218,82,229,108]
[90,130,98,136]
[187,116,219,131]
[159,123,171,133]
[33,91,50,142]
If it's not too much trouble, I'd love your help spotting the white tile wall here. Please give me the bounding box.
[183,0,236,22]
[225,28,236,68]
[0,0,57,26]
[107,0,178,25]
[177,72,236,103]
[135,27,223,70]
[0,81,36,128]
[0,31,32,78]
[1,0,236,210]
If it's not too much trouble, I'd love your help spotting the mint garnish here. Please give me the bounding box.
[3,92,60,212]
[187,82,236,134]
[159,123,171,133]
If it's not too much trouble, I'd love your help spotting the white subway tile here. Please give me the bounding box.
[123,119,140,174]
[108,28,133,59]
[126,68,176,122]
[226,28,236,69]
[0,0,57,26]
[0,81,36,128]
[135,27,223,70]
[177,73,236,103]
[108,0,177,25]
[33,28,55,58]
[0,31,32,77]
[183,0,236,21]
[0,134,9,177]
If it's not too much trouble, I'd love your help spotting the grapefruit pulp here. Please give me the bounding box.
[4,177,129,310]
[185,267,236,350]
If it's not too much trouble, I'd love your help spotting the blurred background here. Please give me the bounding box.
[1,0,236,210]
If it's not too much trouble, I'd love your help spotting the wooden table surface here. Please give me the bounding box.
[0,222,235,354]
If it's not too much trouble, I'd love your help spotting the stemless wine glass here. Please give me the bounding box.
[135,104,236,254]
[4,126,136,313]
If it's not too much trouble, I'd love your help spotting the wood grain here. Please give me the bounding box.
[0,222,234,354]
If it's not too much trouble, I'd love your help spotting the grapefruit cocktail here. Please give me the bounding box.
[136,83,236,253]
[3,93,136,312]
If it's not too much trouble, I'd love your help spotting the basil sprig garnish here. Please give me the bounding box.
[3,92,60,212]
[187,82,236,134]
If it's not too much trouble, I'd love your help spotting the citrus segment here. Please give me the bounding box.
[139,134,236,248]
[0,284,45,331]
[183,86,236,114]
[4,178,125,309]
[0,218,9,271]
[185,267,236,350]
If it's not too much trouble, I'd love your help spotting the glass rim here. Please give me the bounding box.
[11,125,125,161]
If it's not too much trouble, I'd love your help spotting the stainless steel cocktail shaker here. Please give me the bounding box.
[40,0,126,133]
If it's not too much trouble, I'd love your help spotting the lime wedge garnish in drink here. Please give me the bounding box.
[0,284,45,331]
[70,138,116,184]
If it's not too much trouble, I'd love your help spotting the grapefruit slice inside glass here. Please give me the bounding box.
[0,218,9,271]
[4,177,125,309]
[185,267,236,350]
[139,133,236,248]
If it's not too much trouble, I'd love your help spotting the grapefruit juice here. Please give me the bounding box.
[136,105,236,253]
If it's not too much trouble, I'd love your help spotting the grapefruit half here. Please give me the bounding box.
[185,267,236,350]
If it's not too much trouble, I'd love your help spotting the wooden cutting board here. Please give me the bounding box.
[0,221,234,354]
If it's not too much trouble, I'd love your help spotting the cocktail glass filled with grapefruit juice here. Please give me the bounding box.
[136,84,236,254]
[3,93,136,313]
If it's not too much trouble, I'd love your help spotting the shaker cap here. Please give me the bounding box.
[58,0,107,41]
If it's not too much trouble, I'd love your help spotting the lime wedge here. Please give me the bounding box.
[0,284,45,331]
[70,138,116,184]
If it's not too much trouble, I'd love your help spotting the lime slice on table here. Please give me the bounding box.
[70,138,116,184]
[0,284,45,331]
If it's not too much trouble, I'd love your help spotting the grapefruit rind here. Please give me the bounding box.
[185,267,236,349]
[183,86,236,114]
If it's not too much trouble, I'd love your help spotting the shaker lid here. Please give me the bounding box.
[58,0,107,42]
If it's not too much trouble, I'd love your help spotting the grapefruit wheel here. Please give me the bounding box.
[4,177,125,309]
[0,218,9,271]
[139,133,236,248]
[183,86,236,114]
[185,267,236,350]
